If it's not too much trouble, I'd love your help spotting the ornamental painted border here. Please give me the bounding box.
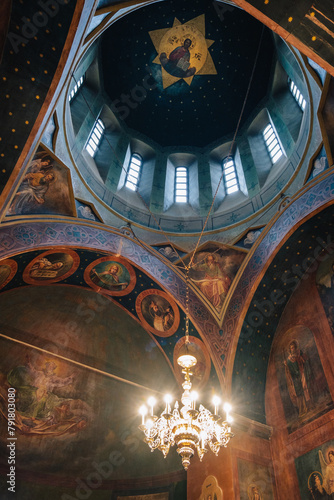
[0,219,224,385]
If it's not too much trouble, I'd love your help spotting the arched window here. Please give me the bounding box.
[222,157,239,194]
[288,78,306,111]
[69,75,85,102]
[175,167,188,203]
[263,123,283,164]
[125,153,142,191]
[85,118,105,157]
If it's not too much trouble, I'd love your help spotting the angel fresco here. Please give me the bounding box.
[8,169,55,214]
[0,356,91,436]
[319,450,334,496]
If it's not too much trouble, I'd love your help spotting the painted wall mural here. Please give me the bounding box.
[0,222,225,384]
[237,458,275,500]
[316,253,334,335]
[199,475,223,500]
[23,249,80,285]
[0,246,222,396]
[295,439,334,499]
[178,243,246,313]
[1,351,91,437]
[0,286,181,481]
[84,256,136,296]
[273,325,332,433]
[7,146,75,217]
[136,289,180,337]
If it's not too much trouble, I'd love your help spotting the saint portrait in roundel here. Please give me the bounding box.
[23,250,79,285]
[136,289,180,337]
[91,262,129,290]
[84,256,136,296]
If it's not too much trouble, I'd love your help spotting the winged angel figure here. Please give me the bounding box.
[319,449,334,495]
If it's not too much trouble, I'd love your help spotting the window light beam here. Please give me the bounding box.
[125,153,143,191]
[85,118,105,158]
[222,157,239,195]
[69,75,84,102]
[289,78,306,111]
[263,123,283,164]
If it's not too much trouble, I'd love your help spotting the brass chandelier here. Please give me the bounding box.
[138,276,233,470]
[139,352,233,470]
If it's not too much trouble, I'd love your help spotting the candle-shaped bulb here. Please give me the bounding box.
[223,402,232,416]
[226,414,233,432]
[139,405,147,425]
[212,395,221,415]
[164,394,172,413]
[190,391,198,410]
[147,396,156,416]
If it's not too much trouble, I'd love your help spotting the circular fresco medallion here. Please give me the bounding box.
[23,249,80,285]
[0,259,18,290]
[84,256,136,296]
[173,335,210,390]
[136,289,180,337]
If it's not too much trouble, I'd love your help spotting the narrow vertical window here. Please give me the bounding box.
[69,75,85,102]
[85,118,105,157]
[222,157,239,194]
[263,124,283,164]
[175,167,188,203]
[125,153,142,191]
[288,78,306,111]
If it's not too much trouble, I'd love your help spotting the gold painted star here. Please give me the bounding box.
[149,15,217,89]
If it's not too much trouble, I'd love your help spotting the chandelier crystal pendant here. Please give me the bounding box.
[138,352,234,470]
